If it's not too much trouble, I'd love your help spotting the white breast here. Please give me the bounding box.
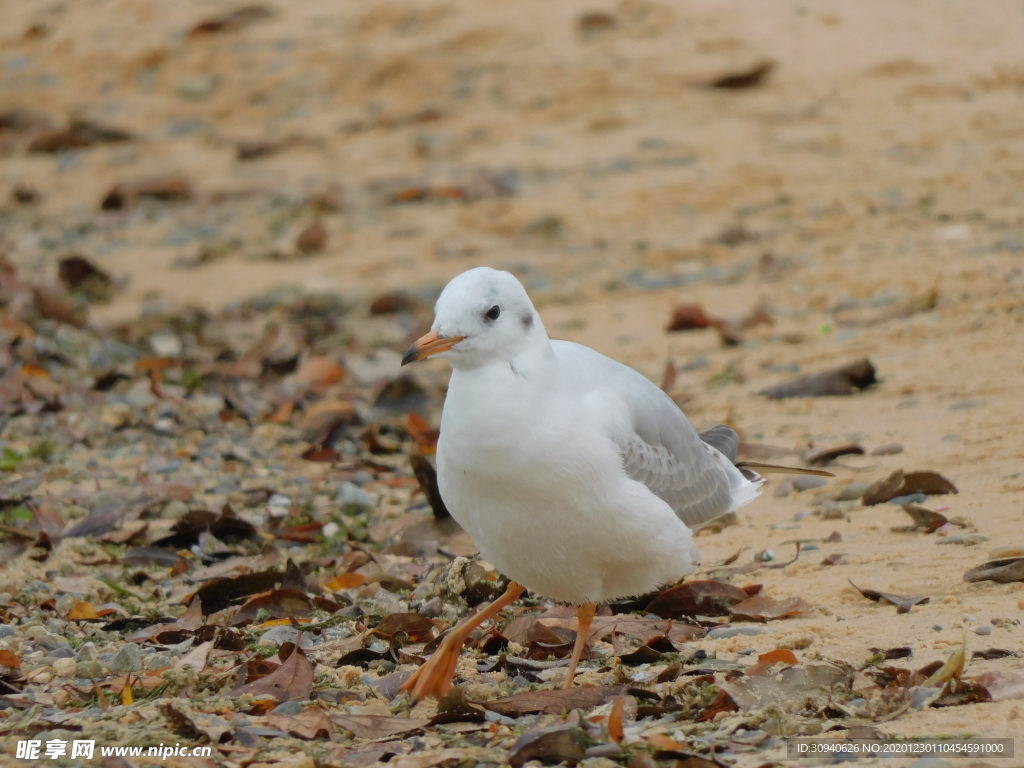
[436,362,699,604]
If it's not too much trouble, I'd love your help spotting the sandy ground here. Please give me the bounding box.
[2,0,1024,759]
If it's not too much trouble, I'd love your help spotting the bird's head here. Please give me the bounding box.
[402,267,544,371]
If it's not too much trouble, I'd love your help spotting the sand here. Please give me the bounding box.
[2,0,1023,755]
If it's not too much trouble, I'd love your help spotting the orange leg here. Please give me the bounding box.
[564,603,596,689]
[402,581,525,701]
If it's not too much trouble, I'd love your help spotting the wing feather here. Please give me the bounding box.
[552,341,760,529]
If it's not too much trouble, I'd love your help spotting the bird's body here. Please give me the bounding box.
[399,267,785,700]
[440,338,733,604]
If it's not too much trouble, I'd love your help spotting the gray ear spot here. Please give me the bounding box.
[520,312,534,330]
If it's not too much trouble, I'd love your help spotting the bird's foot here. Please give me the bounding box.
[402,629,466,701]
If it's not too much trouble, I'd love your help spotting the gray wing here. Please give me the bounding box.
[552,341,743,529]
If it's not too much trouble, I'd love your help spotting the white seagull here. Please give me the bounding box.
[400,267,826,700]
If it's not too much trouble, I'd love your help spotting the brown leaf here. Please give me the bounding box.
[971,670,1024,701]
[702,61,775,89]
[805,443,865,466]
[175,640,212,673]
[28,119,133,153]
[230,646,313,701]
[848,581,930,614]
[724,662,849,710]
[32,285,84,327]
[65,601,100,621]
[745,649,798,676]
[231,589,314,626]
[129,597,204,642]
[0,650,21,668]
[607,695,636,743]
[191,567,284,615]
[370,292,421,315]
[293,355,345,386]
[646,580,748,618]
[508,724,586,768]
[267,706,333,740]
[894,504,957,533]
[479,685,627,716]
[331,714,430,739]
[370,613,437,643]
[862,469,958,505]
[296,222,327,254]
[963,557,1024,584]
[730,595,811,621]
[58,255,115,303]
[189,5,274,36]
[760,358,877,399]
[695,688,740,721]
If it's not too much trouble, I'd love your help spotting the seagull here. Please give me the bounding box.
[400,267,828,700]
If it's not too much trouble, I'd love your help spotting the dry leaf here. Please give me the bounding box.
[849,580,930,614]
[331,714,430,739]
[862,469,958,505]
[230,646,313,701]
[479,685,626,716]
[760,358,877,399]
[730,595,811,621]
[645,580,748,618]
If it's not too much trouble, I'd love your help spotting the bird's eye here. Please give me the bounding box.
[485,305,501,321]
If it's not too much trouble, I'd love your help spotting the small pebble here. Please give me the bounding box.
[836,481,872,501]
[776,633,814,650]
[110,643,142,674]
[974,626,992,636]
[793,476,827,492]
[52,658,77,678]
[0,625,16,639]
[707,626,764,639]
[737,647,757,655]
[871,443,904,456]
[933,624,943,631]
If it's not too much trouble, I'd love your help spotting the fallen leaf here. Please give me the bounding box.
[607,695,636,743]
[293,355,345,386]
[695,688,740,721]
[370,292,421,315]
[129,597,203,642]
[645,580,748,618]
[862,469,958,505]
[175,641,212,673]
[480,686,626,716]
[370,613,437,643]
[745,649,798,676]
[0,650,21,667]
[231,589,314,626]
[963,557,1024,584]
[730,595,811,621]
[805,443,864,466]
[700,60,775,89]
[849,581,930,614]
[324,572,365,591]
[296,222,327,254]
[760,358,877,399]
[971,670,1024,701]
[923,634,967,688]
[508,724,586,768]
[230,646,313,701]
[28,119,133,153]
[267,706,333,739]
[189,4,274,36]
[724,662,849,710]
[330,714,430,739]
[893,504,960,533]
[65,601,100,621]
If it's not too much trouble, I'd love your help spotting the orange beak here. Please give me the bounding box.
[402,329,466,366]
